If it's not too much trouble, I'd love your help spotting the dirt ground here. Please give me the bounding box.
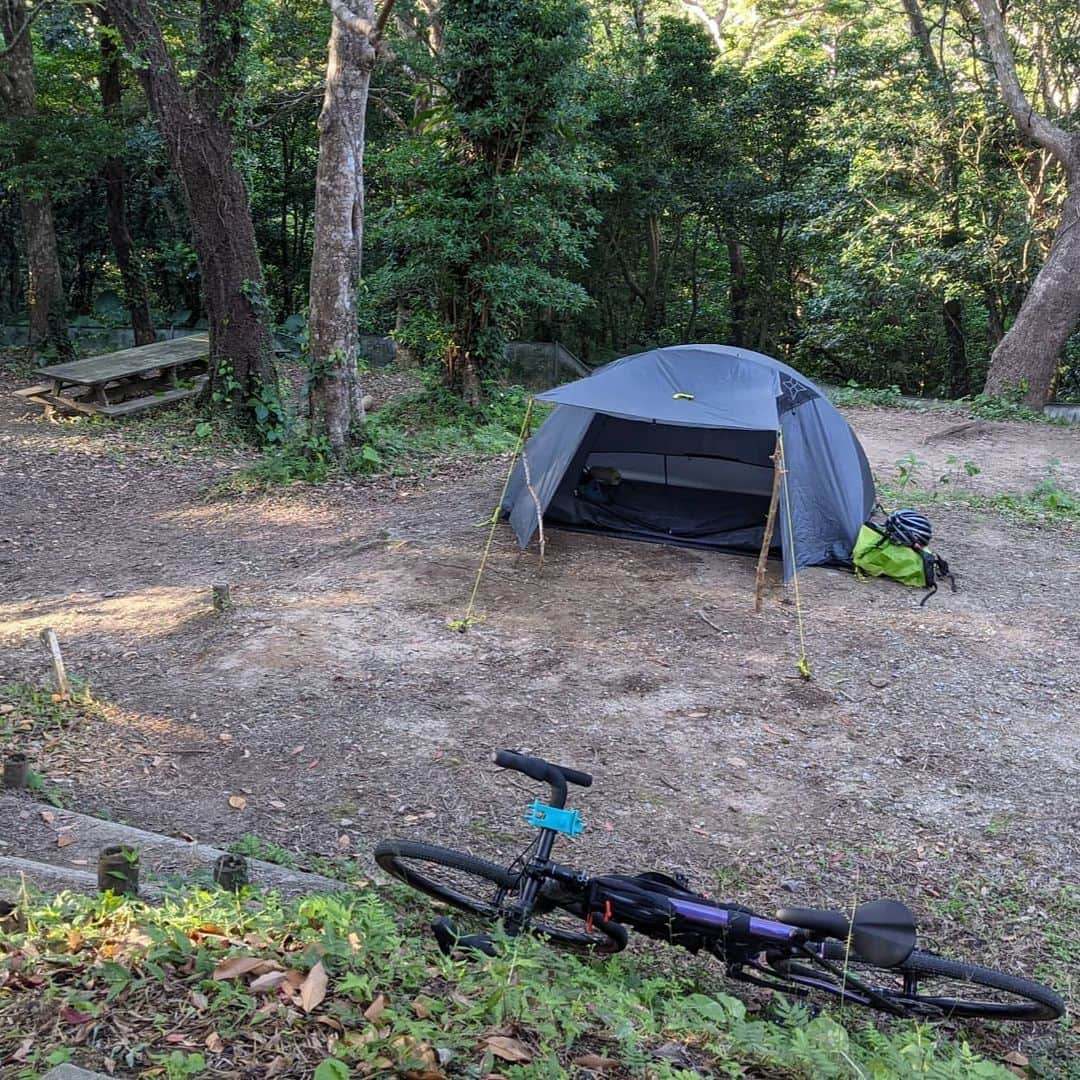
[1,372,1078,1064]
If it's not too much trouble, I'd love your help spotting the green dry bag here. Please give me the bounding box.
[852,523,956,604]
[852,524,930,587]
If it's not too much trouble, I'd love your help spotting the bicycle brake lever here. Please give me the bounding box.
[431,916,497,957]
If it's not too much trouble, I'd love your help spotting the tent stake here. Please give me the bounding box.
[754,436,784,613]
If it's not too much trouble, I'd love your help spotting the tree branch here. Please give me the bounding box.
[0,0,47,60]
[972,0,1076,167]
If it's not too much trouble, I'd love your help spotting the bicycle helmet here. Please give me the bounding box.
[884,509,932,548]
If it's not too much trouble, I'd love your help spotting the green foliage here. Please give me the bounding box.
[368,0,600,396]
[965,393,1057,424]
[829,381,905,407]
[0,883,1028,1078]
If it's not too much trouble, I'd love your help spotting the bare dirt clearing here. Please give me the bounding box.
[1,380,1077,1065]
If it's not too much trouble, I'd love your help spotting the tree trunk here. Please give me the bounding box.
[973,0,1080,405]
[307,0,379,453]
[94,3,156,345]
[982,186,1080,403]
[105,0,278,425]
[1,0,72,357]
[943,297,968,397]
[727,236,749,347]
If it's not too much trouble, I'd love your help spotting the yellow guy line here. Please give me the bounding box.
[450,397,535,632]
[777,430,812,679]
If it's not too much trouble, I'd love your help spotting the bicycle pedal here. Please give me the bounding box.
[431,916,497,958]
[432,916,459,956]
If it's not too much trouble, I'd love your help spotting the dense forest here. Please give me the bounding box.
[2,0,1078,449]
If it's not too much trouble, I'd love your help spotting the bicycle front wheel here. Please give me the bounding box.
[786,942,1065,1021]
[374,839,625,954]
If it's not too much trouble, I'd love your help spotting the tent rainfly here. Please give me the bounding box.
[503,344,875,580]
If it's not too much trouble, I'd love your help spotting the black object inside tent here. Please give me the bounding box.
[503,345,874,580]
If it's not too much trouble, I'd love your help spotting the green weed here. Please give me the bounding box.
[879,461,1080,529]
[0,681,93,740]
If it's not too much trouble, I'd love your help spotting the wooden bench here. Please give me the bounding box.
[18,333,210,418]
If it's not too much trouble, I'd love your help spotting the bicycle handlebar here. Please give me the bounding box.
[493,749,592,809]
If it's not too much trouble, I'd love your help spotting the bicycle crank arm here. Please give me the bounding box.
[432,916,497,957]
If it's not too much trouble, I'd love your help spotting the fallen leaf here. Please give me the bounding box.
[316,1016,344,1032]
[687,711,707,718]
[725,756,749,769]
[10,1037,32,1062]
[412,997,431,1019]
[189,991,209,1011]
[204,1031,224,1054]
[1003,1051,1029,1067]
[300,961,328,1013]
[337,833,351,850]
[364,992,387,1021]
[290,744,305,755]
[265,1056,289,1077]
[227,794,247,810]
[164,1033,191,1045]
[485,1036,532,1063]
[39,809,55,825]
[61,1005,93,1025]
[56,833,76,848]
[392,1035,438,1073]
[307,758,320,770]
[347,932,362,952]
[573,1054,618,1071]
[212,956,265,980]
[250,970,288,993]
[66,929,83,951]
[269,799,287,810]
[218,733,233,743]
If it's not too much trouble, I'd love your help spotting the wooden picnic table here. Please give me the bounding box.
[18,333,210,418]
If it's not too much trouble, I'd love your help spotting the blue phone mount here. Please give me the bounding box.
[526,800,584,836]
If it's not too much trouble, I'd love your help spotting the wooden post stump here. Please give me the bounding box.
[39,628,72,700]
[3,752,29,789]
[97,844,139,896]
[214,853,250,892]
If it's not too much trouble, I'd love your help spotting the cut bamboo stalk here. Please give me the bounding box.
[754,438,784,613]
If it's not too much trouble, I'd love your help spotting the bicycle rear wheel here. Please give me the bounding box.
[774,942,1064,1021]
[374,839,625,953]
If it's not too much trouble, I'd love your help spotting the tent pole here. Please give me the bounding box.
[754,434,784,613]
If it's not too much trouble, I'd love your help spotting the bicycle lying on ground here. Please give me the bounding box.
[375,750,1064,1021]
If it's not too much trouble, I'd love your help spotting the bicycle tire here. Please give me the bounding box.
[374,839,625,954]
[803,941,1065,1021]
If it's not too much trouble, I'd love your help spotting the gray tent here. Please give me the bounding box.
[504,344,874,579]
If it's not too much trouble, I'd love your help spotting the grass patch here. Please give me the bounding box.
[0,682,94,741]
[0,883,1031,1079]
[880,462,1080,530]
[229,833,369,886]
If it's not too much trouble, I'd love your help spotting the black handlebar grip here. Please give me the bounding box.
[494,749,549,783]
[493,750,592,788]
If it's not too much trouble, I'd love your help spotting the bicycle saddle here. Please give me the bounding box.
[777,899,916,967]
